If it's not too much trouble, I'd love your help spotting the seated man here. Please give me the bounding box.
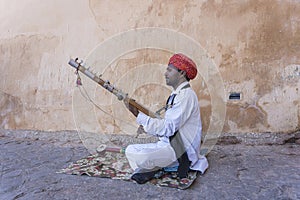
[124,53,208,184]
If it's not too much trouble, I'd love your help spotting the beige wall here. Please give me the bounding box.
[1,0,299,136]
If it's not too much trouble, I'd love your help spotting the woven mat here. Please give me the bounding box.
[57,151,198,190]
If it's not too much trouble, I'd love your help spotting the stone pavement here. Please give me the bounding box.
[0,129,299,200]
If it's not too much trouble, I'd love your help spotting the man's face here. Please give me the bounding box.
[164,64,182,87]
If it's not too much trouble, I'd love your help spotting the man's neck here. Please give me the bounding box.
[172,79,187,90]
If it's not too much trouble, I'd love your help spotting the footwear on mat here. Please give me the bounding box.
[131,171,157,184]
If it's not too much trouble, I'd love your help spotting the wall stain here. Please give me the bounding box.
[240,1,300,95]
[225,102,268,131]
[0,34,60,95]
[0,91,26,129]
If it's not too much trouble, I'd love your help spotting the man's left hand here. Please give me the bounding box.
[124,97,139,117]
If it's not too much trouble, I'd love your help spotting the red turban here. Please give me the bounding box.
[168,53,197,80]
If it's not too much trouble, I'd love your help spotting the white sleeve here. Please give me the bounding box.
[136,92,193,138]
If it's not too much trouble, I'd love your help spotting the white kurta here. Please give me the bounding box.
[125,82,208,173]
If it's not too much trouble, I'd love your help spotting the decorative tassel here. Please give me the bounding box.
[75,70,82,86]
[76,76,82,86]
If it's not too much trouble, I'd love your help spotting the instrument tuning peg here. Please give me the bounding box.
[76,59,81,63]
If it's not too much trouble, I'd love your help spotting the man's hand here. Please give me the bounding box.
[135,125,146,138]
[137,125,146,134]
[124,97,139,117]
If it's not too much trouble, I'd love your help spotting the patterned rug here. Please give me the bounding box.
[57,150,198,190]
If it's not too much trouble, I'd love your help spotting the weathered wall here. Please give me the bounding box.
[0,0,299,135]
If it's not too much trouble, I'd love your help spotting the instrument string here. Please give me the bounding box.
[76,75,139,134]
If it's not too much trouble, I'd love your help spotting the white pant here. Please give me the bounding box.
[125,141,177,171]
